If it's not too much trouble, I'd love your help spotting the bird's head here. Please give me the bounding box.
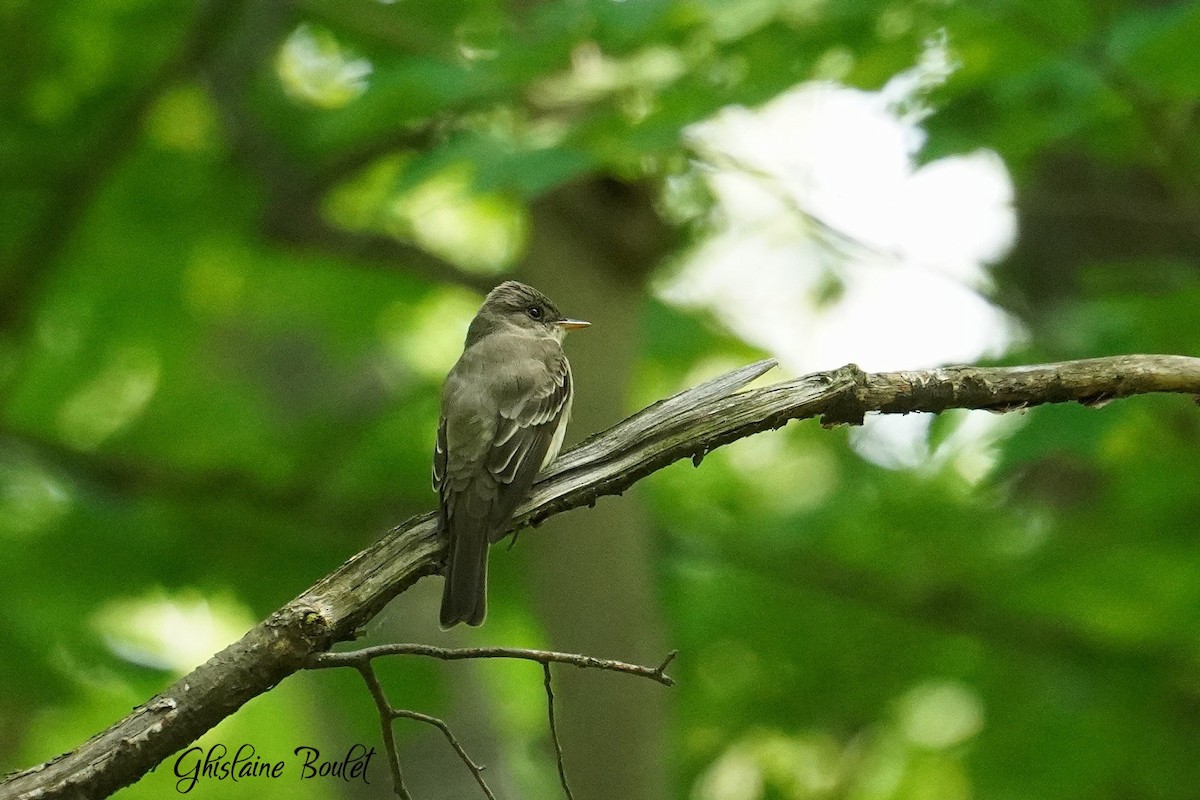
[467,281,590,345]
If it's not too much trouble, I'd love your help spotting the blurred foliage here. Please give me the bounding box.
[2,1,1200,799]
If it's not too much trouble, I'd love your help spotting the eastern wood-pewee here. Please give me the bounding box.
[434,281,589,627]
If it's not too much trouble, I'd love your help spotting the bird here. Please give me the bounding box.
[434,281,590,627]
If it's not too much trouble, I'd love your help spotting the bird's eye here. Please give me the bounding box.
[527,305,543,320]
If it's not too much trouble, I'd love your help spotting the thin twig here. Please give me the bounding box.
[543,664,575,800]
[390,710,497,800]
[352,661,499,799]
[308,644,675,799]
[354,663,412,800]
[310,644,676,686]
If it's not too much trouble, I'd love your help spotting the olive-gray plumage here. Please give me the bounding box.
[434,281,588,627]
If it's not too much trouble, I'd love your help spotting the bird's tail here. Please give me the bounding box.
[439,523,488,628]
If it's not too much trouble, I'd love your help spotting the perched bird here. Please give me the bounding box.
[434,281,590,627]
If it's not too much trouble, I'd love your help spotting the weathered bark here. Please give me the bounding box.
[4,353,1199,800]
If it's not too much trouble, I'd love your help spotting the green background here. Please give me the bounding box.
[2,1,1200,799]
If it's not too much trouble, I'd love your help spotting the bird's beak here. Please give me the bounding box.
[557,318,591,330]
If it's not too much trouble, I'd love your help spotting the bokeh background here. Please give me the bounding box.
[3,1,1200,798]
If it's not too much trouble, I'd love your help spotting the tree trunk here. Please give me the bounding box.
[518,178,672,800]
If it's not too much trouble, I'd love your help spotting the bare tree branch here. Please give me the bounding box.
[307,644,675,799]
[4,353,1200,799]
[310,644,677,686]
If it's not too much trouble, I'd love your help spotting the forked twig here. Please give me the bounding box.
[390,710,495,800]
[307,644,677,799]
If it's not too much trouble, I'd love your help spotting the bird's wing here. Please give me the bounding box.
[490,356,570,479]
[483,354,572,541]
[433,417,447,492]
